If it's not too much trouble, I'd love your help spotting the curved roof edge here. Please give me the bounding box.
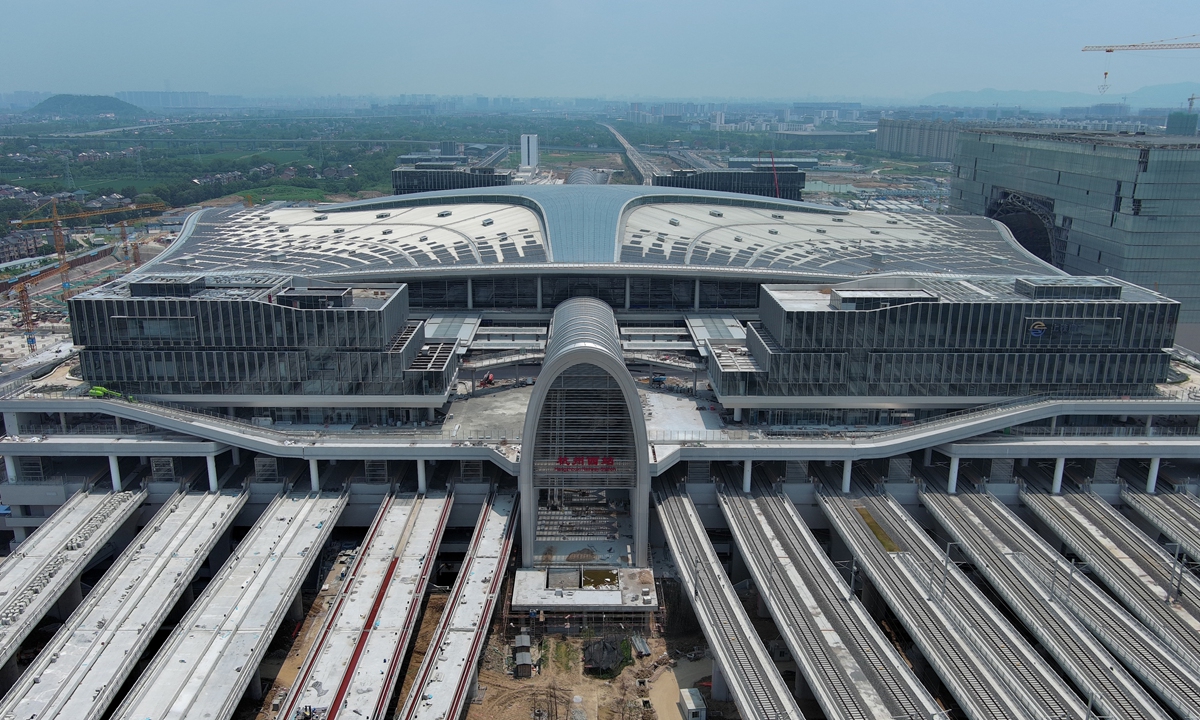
[319,186,847,264]
[986,217,1066,277]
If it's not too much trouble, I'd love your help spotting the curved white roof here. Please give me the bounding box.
[144,186,1055,282]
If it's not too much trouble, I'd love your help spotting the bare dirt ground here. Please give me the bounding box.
[395,593,450,703]
[466,623,739,720]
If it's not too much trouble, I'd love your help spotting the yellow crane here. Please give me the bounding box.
[10,199,167,350]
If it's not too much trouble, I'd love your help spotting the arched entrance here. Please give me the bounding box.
[519,298,650,568]
[987,191,1060,267]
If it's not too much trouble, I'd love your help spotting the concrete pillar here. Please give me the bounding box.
[416,459,427,493]
[4,456,15,483]
[1146,415,1154,436]
[247,666,263,700]
[694,278,701,311]
[109,455,122,492]
[466,277,473,309]
[948,456,960,494]
[1147,457,1161,494]
[711,661,730,701]
[1049,416,1057,431]
[1052,457,1065,494]
[231,447,241,465]
[624,277,630,310]
[114,416,122,433]
[287,592,304,623]
[537,276,543,310]
[742,460,752,493]
[3,412,19,435]
[58,412,66,433]
[309,458,320,493]
[732,407,742,422]
[923,448,932,466]
[206,455,218,493]
[139,456,148,466]
[842,459,853,494]
[1021,457,1030,467]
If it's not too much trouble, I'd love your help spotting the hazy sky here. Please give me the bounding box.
[4,0,1199,101]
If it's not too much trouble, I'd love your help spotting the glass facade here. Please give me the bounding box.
[406,275,761,310]
[70,278,457,398]
[724,281,1179,398]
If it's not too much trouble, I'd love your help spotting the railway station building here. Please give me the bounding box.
[1,184,1200,720]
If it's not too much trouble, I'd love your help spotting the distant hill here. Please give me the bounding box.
[919,83,1200,111]
[26,94,149,118]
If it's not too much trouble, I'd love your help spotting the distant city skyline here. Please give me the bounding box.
[4,0,1198,103]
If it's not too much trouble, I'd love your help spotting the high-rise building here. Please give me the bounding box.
[949,128,1200,347]
[521,134,539,168]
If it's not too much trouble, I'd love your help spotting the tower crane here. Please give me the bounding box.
[1082,35,1199,98]
[9,199,166,351]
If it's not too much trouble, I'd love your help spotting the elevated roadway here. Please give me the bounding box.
[1019,477,1200,671]
[654,479,801,720]
[0,489,246,720]
[280,491,451,720]
[601,123,655,184]
[921,488,1174,720]
[715,472,941,720]
[818,481,1087,720]
[111,490,346,720]
[0,487,144,673]
[397,490,516,720]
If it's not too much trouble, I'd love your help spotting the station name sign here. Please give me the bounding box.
[556,456,616,471]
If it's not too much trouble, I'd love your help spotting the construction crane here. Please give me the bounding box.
[10,199,167,348]
[1082,35,1199,96]
[1083,38,1200,52]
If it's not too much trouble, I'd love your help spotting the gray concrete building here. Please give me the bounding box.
[950,129,1200,347]
[875,119,962,160]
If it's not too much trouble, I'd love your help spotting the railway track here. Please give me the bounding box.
[0,487,145,670]
[654,479,801,720]
[0,489,246,720]
[715,471,940,720]
[112,491,346,720]
[921,488,1170,720]
[1019,473,1200,666]
[818,482,1085,720]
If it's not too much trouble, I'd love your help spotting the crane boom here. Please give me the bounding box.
[1083,42,1200,52]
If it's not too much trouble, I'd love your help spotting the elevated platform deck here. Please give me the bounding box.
[654,479,800,720]
[717,473,941,720]
[1119,485,1200,569]
[0,487,145,671]
[398,491,516,720]
[0,489,246,720]
[280,491,451,720]
[1020,481,1200,671]
[922,489,1170,720]
[111,491,346,720]
[819,483,1085,720]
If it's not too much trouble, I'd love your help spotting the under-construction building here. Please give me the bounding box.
[950,128,1200,347]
